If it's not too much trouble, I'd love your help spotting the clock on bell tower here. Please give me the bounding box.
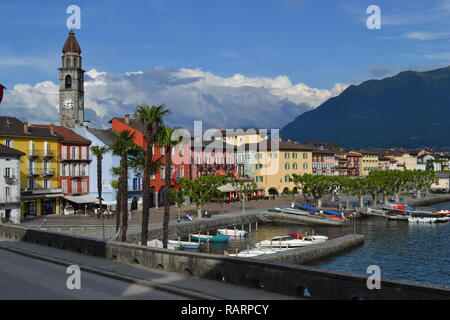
[59,30,85,128]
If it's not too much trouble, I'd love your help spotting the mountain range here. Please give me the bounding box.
[281,66,450,150]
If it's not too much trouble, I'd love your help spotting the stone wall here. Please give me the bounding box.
[1,223,450,300]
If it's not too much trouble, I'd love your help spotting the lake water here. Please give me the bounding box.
[193,201,450,287]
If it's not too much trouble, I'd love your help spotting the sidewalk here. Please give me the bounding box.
[0,238,299,300]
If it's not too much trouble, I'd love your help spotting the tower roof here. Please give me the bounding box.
[62,30,81,54]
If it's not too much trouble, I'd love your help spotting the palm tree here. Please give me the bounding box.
[136,104,171,245]
[109,130,139,242]
[91,145,110,217]
[110,167,121,233]
[157,125,181,249]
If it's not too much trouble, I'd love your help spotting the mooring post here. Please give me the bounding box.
[255,221,258,231]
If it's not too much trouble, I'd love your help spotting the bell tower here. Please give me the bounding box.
[59,30,84,128]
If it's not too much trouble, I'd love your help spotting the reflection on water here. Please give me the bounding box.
[183,201,450,287]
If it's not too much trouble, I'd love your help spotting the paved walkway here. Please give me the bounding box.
[0,238,300,300]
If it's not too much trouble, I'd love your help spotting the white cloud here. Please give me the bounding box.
[0,68,349,129]
[404,31,450,40]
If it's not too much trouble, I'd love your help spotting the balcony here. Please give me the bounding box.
[61,155,92,162]
[27,170,40,177]
[4,175,17,185]
[42,169,55,176]
[22,187,63,196]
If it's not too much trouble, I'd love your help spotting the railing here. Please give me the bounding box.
[28,150,55,157]
[61,155,92,161]
[4,175,17,185]
[42,169,55,176]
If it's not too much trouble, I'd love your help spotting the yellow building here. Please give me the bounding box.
[243,140,313,195]
[0,117,63,217]
[360,151,379,176]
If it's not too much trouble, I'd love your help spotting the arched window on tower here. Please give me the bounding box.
[66,58,70,67]
[73,58,77,67]
[65,75,72,89]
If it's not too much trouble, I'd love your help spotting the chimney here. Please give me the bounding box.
[124,114,130,124]
[50,124,55,135]
[24,122,29,133]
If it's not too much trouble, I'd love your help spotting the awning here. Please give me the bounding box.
[63,195,99,204]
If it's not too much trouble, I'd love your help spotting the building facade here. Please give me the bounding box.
[0,118,63,217]
[0,144,25,223]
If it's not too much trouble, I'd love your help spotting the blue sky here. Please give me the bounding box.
[0,0,449,128]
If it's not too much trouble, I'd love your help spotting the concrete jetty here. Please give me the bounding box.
[256,234,365,264]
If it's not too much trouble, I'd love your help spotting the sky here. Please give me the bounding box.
[0,0,449,129]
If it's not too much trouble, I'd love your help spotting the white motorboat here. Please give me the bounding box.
[147,239,181,250]
[217,228,247,238]
[168,240,200,249]
[408,216,449,224]
[255,235,322,248]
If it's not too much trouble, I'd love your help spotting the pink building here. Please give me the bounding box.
[190,138,237,178]
[312,149,339,176]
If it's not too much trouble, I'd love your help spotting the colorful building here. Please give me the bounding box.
[360,151,379,176]
[0,117,63,217]
[239,140,313,195]
[0,144,25,223]
[110,115,191,208]
[33,125,93,211]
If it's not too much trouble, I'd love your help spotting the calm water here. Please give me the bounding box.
[191,201,450,287]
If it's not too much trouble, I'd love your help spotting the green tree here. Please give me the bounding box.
[110,130,139,242]
[91,146,110,218]
[136,104,171,245]
[230,178,258,213]
[110,167,121,233]
[170,188,186,221]
[178,174,228,219]
[156,125,182,249]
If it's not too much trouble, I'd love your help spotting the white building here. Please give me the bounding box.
[0,144,24,223]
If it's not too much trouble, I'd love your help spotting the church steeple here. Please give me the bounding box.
[59,30,85,128]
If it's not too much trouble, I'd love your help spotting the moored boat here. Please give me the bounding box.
[189,233,230,243]
[168,240,200,249]
[147,239,181,250]
[217,228,247,238]
[255,234,324,248]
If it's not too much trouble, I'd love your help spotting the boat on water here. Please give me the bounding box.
[168,239,200,249]
[217,228,247,238]
[408,216,449,224]
[298,205,348,220]
[435,210,450,215]
[256,234,326,248]
[189,233,230,243]
[278,207,310,216]
[288,232,328,242]
[147,239,181,250]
